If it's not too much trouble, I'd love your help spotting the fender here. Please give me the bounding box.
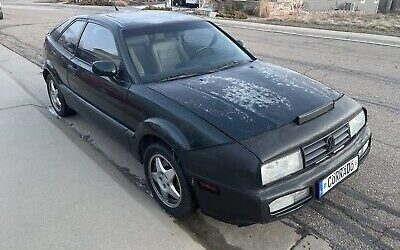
[129,117,191,162]
[42,60,63,88]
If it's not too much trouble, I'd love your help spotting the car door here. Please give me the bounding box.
[49,19,86,87]
[67,22,131,138]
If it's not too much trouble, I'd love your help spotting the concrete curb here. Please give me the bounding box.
[209,18,400,48]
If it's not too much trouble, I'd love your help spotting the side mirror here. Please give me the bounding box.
[236,39,245,48]
[92,61,117,78]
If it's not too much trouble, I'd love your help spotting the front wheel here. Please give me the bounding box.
[144,143,195,218]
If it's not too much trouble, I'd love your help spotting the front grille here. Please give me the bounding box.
[303,124,351,168]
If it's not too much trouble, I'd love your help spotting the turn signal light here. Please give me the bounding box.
[198,180,220,194]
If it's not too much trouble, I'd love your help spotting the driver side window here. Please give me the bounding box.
[76,23,120,66]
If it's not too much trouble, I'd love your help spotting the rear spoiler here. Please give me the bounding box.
[295,101,335,125]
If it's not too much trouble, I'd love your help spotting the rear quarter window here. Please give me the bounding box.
[57,20,86,54]
[50,19,71,39]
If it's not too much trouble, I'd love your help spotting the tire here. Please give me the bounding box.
[144,143,195,218]
[173,0,179,6]
[46,74,74,117]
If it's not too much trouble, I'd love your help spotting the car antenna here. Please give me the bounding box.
[114,5,120,11]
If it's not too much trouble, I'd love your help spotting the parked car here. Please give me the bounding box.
[42,11,371,225]
[172,0,199,8]
[185,0,199,8]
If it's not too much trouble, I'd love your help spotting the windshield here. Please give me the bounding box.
[123,21,253,83]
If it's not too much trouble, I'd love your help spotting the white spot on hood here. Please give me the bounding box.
[253,63,336,96]
[204,76,291,113]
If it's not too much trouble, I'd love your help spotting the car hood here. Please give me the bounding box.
[149,61,341,140]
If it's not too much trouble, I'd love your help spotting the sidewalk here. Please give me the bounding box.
[0,49,203,249]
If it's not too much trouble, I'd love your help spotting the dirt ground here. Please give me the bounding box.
[230,10,400,37]
[34,1,400,36]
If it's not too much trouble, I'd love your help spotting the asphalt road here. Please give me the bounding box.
[0,1,399,249]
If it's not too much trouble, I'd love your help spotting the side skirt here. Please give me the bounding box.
[59,85,135,151]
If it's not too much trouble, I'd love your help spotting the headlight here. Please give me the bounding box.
[261,150,303,186]
[349,111,366,137]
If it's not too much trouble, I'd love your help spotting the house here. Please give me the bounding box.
[219,0,381,15]
[303,0,380,14]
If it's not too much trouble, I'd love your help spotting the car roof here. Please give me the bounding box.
[84,11,203,29]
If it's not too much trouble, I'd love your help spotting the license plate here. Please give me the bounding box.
[318,156,358,197]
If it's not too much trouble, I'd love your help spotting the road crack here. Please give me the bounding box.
[353,97,400,113]
[324,199,400,241]
[0,103,46,111]
[373,138,400,150]
[310,202,394,250]
[337,186,400,218]
[289,233,309,250]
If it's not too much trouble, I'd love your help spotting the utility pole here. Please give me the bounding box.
[392,0,400,11]
[385,0,394,12]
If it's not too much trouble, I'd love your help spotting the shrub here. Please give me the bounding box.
[72,0,114,6]
[69,0,130,6]
[212,0,248,19]
[114,0,128,6]
[217,10,247,19]
[142,5,172,11]
[255,0,270,18]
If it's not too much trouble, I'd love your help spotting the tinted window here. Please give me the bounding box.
[58,20,85,54]
[51,18,71,38]
[76,23,119,65]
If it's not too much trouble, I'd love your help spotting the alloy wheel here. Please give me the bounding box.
[49,79,62,112]
[148,154,182,208]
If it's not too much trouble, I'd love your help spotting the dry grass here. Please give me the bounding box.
[255,0,270,18]
[67,0,160,6]
[114,0,128,6]
[217,10,248,19]
[68,0,114,6]
[142,5,172,10]
[244,11,400,37]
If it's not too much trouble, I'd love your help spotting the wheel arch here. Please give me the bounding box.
[42,60,63,87]
[131,117,191,164]
[43,67,51,81]
[135,119,199,209]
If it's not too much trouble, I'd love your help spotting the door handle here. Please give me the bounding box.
[68,64,78,74]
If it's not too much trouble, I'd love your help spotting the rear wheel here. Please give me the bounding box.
[46,75,74,117]
[144,143,195,218]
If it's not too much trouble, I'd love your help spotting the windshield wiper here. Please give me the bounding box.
[217,60,241,70]
[157,72,201,83]
[156,60,249,83]
[206,60,244,74]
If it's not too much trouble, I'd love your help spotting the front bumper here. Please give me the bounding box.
[192,126,371,225]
